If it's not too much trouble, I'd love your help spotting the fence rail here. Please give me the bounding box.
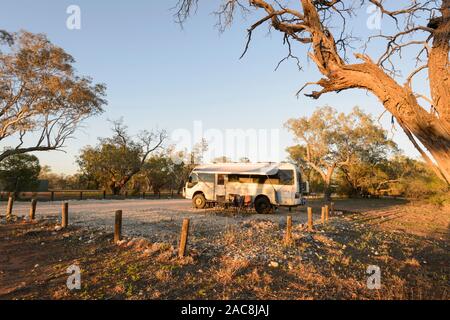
[0,190,182,202]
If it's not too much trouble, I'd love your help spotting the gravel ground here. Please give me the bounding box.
[2,198,447,299]
[0,199,316,244]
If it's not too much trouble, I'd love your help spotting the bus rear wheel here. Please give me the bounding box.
[193,193,206,209]
[254,196,273,214]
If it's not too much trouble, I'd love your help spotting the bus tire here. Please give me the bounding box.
[254,196,273,214]
[193,193,207,209]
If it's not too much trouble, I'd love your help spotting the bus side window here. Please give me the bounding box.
[279,170,294,185]
[217,174,225,185]
[198,173,215,183]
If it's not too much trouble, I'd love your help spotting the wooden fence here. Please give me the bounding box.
[0,190,183,202]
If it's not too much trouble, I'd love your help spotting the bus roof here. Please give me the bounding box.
[193,162,282,175]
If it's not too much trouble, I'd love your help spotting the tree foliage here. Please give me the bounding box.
[286,106,398,199]
[127,143,208,195]
[0,31,106,162]
[77,120,166,194]
[0,153,41,192]
[39,165,98,190]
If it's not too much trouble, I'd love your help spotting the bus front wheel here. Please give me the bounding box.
[193,193,206,209]
[254,196,273,214]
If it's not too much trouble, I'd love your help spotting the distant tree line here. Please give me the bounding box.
[24,128,205,196]
[286,106,448,203]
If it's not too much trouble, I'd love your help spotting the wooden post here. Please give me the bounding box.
[142,191,145,199]
[51,191,55,201]
[285,215,292,245]
[103,190,106,200]
[178,218,190,257]
[307,207,313,231]
[325,205,329,222]
[330,202,334,215]
[114,210,122,243]
[29,199,37,220]
[79,191,83,201]
[6,196,14,218]
[61,202,69,228]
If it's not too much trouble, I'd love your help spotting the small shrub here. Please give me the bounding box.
[426,193,450,207]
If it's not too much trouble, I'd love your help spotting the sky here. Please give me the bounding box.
[0,0,428,174]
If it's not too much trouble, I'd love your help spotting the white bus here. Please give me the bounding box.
[183,162,308,214]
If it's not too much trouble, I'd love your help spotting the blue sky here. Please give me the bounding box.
[0,1,426,174]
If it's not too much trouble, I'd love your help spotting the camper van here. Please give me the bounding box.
[183,162,308,214]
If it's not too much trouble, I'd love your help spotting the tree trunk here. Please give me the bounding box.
[398,117,450,183]
[323,182,332,202]
[109,181,121,196]
[307,161,335,201]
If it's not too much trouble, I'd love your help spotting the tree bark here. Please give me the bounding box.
[307,160,335,201]
[323,181,332,202]
[428,0,450,124]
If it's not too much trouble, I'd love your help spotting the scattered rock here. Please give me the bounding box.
[135,238,148,249]
[269,261,279,268]
[116,240,127,246]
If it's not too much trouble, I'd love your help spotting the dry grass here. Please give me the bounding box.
[0,199,448,300]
